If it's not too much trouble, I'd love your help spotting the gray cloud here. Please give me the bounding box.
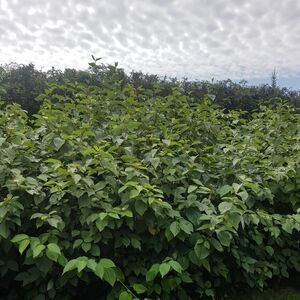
[0,0,299,81]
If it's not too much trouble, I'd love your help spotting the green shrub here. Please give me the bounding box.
[0,82,299,299]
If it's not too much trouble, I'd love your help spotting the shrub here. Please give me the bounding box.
[0,82,299,299]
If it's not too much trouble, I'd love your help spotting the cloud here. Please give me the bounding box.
[0,0,299,83]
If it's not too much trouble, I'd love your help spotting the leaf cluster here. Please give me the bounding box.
[0,81,299,299]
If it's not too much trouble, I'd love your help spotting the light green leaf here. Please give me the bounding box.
[73,174,81,184]
[47,243,61,255]
[11,234,29,243]
[188,185,197,194]
[238,190,249,201]
[77,260,87,273]
[87,259,97,271]
[103,268,117,286]
[133,283,147,294]
[169,260,183,273]
[99,258,115,268]
[95,263,104,278]
[33,244,46,258]
[159,263,170,278]
[218,185,232,197]
[62,259,77,274]
[170,221,180,237]
[19,239,30,254]
[47,217,60,229]
[129,189,141,199]
[179,219,193,234]
[146,264,159,282]
[218,202,233,214]
[53,137,65,150]
[119,291,133,300]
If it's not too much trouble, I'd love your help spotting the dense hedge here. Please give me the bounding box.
[0,81,299,299]
[1,61,299,114]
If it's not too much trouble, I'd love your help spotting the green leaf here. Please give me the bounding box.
[253,233,263,245]
[47,280,54,291]
[192,179,204,186]
[47,243,61,255]
[11,234,29,243]
[96,218,108,232]
[217,231,232,247]
[146,264,159,282]
[218,185,232,197]
[73,239,83,248]
[210,238,223,252]
[18,239,30,254]
[186,208,200,225]
[90,244,100,256]
[99,258,115,268]
[33,244,46,258]
[46,243,61,262]
[188,185,198,194]
[181,272,193,283]
[0,222,10,238]
[218,202,233,214]
[135,200,147,216]
[238,190,249,201]
[0,137,6,146]
[73,174,81,184]
[82,242,91,253]
[129,189,141,199]
[94,181,106,191]
[194,243,210,260]
[95,263,104,278]
[179,219,193,234]
[232,183,242,193]
[169,260,183,273]
[282,219,294,234]
[170,221,180,237]
[159,263,170,278]
[62,259,77,274]
[119,291,133,300]
[118,185,128,193]
[47,217,60,229]
[133,283,147,294]
[131,238,141,250]
[266,246,274,256]
[77,260,87,273]
[53,137,65,150]
[86,259,97,272]
[103,268,117,286]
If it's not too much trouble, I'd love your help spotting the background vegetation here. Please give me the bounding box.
[0,58,299,114]
[0,59,299,299]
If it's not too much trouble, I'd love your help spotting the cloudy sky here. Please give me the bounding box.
[0,0,299,88]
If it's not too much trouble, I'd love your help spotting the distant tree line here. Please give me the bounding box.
[0,59,299,114]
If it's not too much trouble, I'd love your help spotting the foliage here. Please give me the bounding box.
[0,66,7,100]
[231,288,300,300]
[0,78,299,299]
[0,60,299,114]
[1,63,47,113]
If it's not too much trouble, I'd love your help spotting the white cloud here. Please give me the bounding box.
[0,0,299,82]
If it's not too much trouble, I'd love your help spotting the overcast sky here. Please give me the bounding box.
[0,0,299,88]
